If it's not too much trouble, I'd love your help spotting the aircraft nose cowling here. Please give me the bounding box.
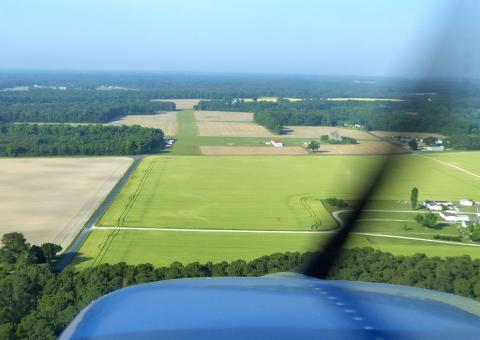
[60,274,480,340]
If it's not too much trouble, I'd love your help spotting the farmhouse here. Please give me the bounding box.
[423,200,443,211]
[424,200,456,211]
[439,212,470,223]
[271,139,284,147]
[423,146,445,152]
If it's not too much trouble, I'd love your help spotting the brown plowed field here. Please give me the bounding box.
[318,141,407,154]
[200,146,307,155]
[283,126,378,140]
[0,157,132,248]
[197,122,273,137]
[107,111,177,135]
[195,110,254,122]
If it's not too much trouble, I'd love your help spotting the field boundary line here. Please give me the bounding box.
[55,155,144,270]
[91,228,121,267]
[91,226,480,247]
[93,226,334,234]
[421,154,480,179]
[351,232,480,247]
[117,158,158,226]
[357,219,412,222]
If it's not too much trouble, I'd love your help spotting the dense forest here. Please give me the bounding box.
[0,100,175,123]
[0,72,426,100]
[448,134,480,150]
[2,72,480,136]
[3,71,480,103]
[1,232,480,339]
[0,124,165,156]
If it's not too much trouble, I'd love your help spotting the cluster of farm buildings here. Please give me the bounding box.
[395,135,445,151]
[423,199,478,225]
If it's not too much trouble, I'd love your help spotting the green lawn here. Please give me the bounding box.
[372,154,480,201]
[427,151,480,175]
[168,110,200,155]
[345,234,480,258]
[75,229,320,267]
[100,155,378,230]
[79,151,480,267]
[100,153,480,230]
[198,136,308,147]
[75,229,480,268]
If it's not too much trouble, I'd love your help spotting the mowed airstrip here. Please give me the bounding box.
[71,101,480,268]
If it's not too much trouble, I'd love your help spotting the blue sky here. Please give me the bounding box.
[0,0,474,77]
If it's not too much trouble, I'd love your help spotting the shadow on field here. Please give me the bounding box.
[432,223,451,230]
[58,252,93,268]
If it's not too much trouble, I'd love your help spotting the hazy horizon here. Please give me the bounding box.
[1,0,478,78]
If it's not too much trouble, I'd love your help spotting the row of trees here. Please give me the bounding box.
[0,123,165,156]
[1,235,480,339]
[196,97,480,138]
[320,134,358,144]
[0,100,175,123]
[0,233,62,269]
[448,134,480,150]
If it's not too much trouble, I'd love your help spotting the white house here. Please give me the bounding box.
[423,201,443,211]
[460,199,473,207]
[439,212,470,223]
[271,139,284,147]
[423,146,445,152]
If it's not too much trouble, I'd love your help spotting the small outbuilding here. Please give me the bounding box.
[271,139,284,147]
[460,199,473,207]
[439,212,470,223]
[423,146,445,152]
[423,200,443,211]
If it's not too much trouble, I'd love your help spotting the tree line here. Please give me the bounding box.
[1,232,480,339]
[448,135,480,150]
[196,98,480,138]
[0,72,427,100]
[0,100,175,123]
[0,123,165,156]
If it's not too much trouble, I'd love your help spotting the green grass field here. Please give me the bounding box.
[168,110,200,155]
[75,229,320,267]
[76,151,480,267]
[75,228,480,268]
[99,155,377,230]
[428,151,480,174]
[100,153,480,230]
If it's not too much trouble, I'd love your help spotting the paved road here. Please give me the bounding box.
[56,155,144,270]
